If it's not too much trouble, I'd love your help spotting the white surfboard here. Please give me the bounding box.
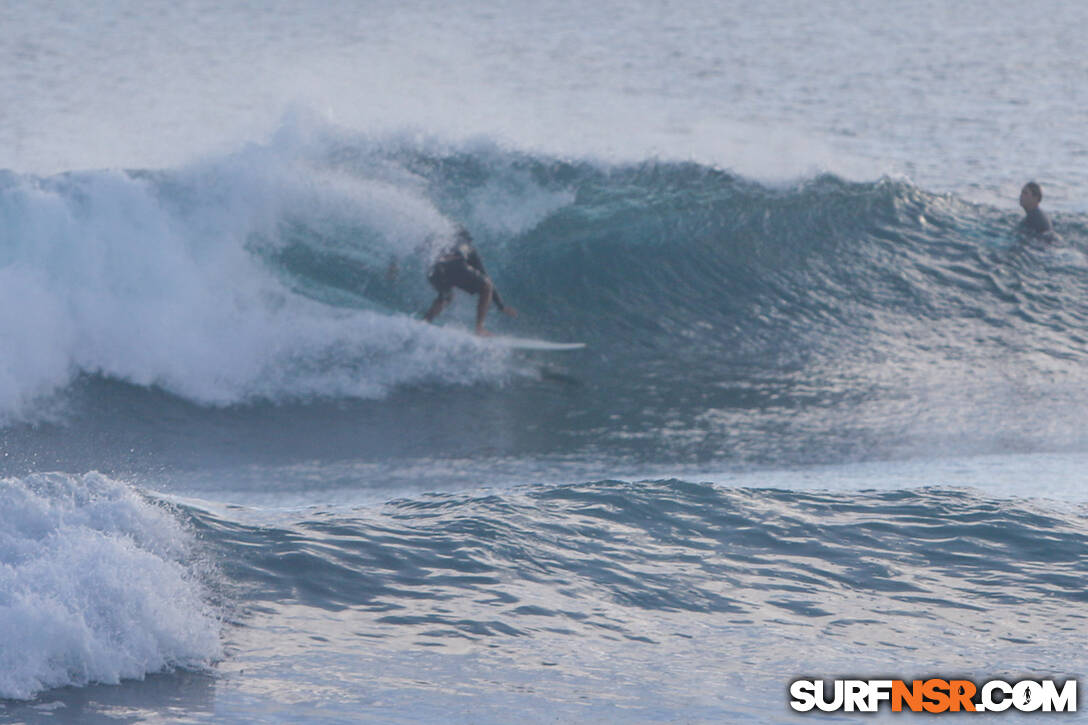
[485,335,586,351]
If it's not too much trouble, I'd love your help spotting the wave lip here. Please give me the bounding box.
[0,472,221,700]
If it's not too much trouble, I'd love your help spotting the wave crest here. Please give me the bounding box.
[0,472,221,700]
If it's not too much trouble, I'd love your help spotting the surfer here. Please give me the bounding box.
[423,227,517,335]
[1019,181,1053,236]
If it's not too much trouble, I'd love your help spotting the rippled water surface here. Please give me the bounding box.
[2,1,1087,722]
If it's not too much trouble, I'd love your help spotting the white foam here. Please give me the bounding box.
[0,472,222,700]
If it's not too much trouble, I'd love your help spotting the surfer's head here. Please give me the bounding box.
[454,225,473,245]
[1020,182,1042,211]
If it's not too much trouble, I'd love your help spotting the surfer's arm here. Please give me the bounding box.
[466,249,487,274]
[466,250,513,313]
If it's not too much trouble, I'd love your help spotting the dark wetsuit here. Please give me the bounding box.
[1021,207,1053,235]
[427,242,506,310]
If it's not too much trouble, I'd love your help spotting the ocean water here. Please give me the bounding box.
[2,1,1088,722]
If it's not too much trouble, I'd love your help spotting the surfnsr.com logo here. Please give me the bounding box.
[790,679,1077,713]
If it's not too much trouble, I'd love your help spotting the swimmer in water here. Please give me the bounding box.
[1019,181,1053,235]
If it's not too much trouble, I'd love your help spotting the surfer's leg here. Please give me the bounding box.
[443,260,491,335]
[475,279,494,335]
[424,263,455,322]
[424,291,452,322]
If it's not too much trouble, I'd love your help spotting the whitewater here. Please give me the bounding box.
[2,1,1088,723]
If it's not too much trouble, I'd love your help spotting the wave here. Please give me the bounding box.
[187,479,1088,655]
[3,119,1088,424]
[9,474,1084,701]
[0,473,221,700]
[419,161,1088,366]
[0,138,518,422]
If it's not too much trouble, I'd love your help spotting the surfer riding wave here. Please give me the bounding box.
[424,227,518,336]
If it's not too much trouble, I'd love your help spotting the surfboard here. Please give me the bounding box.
[485,335,586,351]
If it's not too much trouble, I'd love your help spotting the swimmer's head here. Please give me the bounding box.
[1020,181,1042,211]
